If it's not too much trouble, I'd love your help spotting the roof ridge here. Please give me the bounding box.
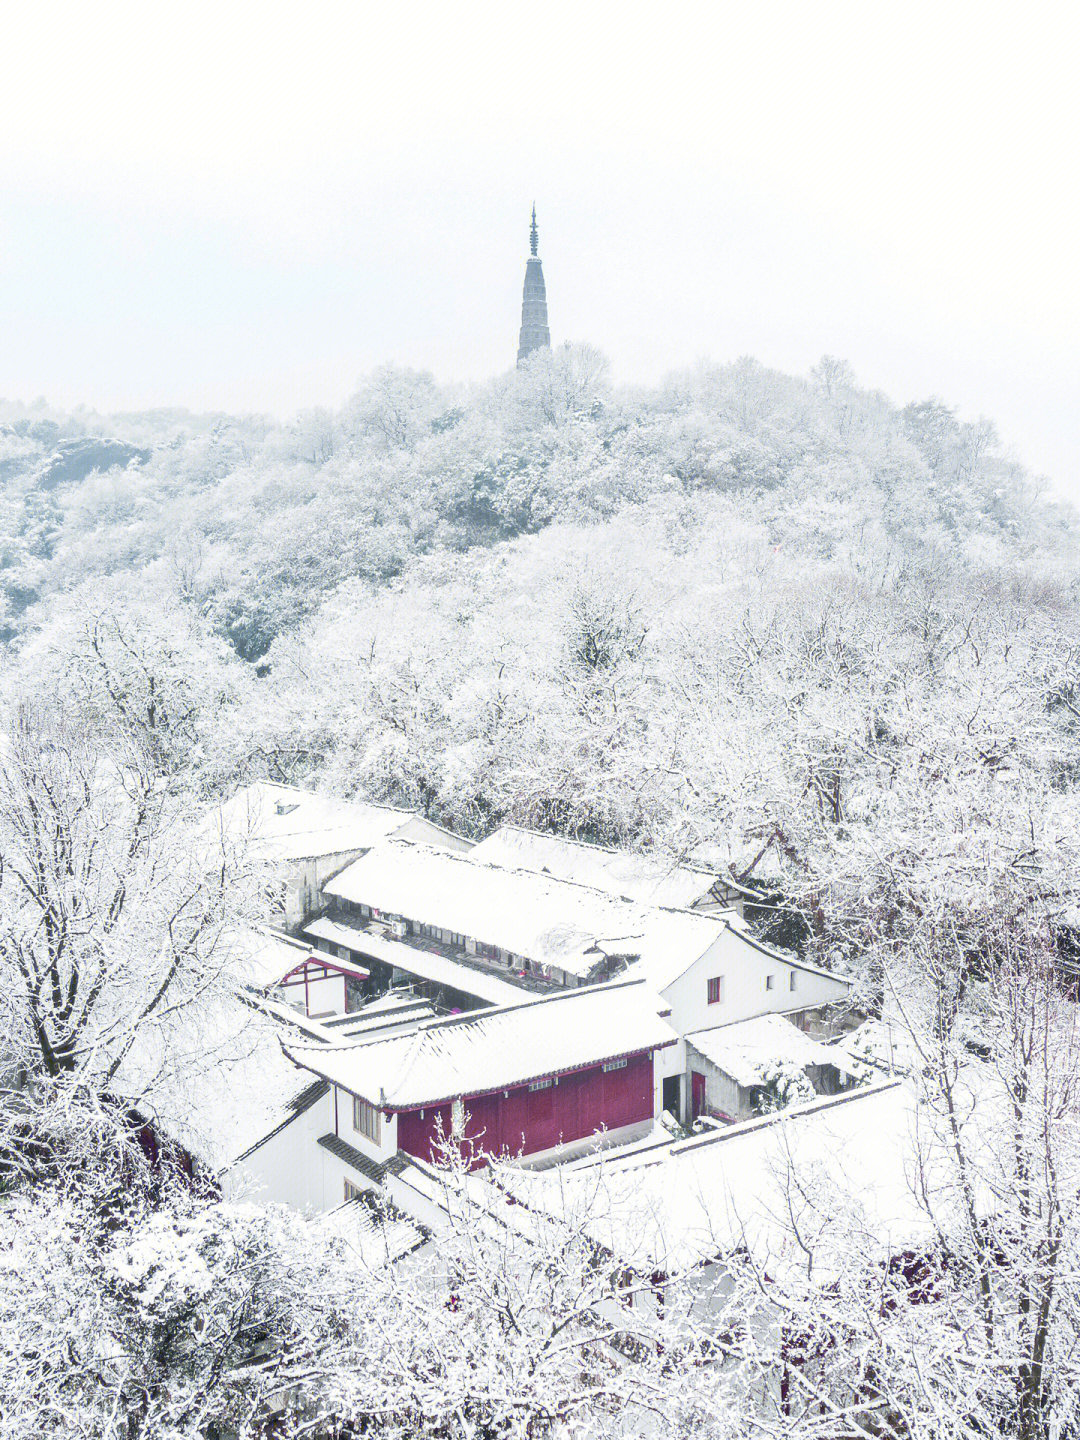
[412,972,657,1029]
[570,1079,904,1174]
[285,975,662,1056]
[488,824,719,878]
[353,837,732,920]
[669,1078,905,1155]
[686,1010,804,1039]
[733,927,850,982]
[241,779,416,820]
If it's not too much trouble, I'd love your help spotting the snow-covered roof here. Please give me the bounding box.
[324,840,726,980]
[686,1013,861,1087]
[318,1001,437,1041]
[283,978,676,1110]
[619,908,733,993]
[304,917,528,1006]
[353,990,437,1018]
[204,782,419,864]
[141,997,331,1172]
[469,826,722,909]
[247,992,351,1041]
[228,925,369,988]
[227,926,314,988]
[507,1081,949,1279]
[311,1199,428,1267]
[320,839,836,1002]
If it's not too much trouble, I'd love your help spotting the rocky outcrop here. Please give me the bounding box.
[39,438,150,489]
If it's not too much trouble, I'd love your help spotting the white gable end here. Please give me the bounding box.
[656,927,850,1036]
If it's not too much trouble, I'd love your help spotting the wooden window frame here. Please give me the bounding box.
[352,1094,381,1144]
[707,975,724,1005]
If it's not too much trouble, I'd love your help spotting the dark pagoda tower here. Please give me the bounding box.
[516,204,551,365]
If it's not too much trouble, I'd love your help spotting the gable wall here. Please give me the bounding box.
[661,929,850,1036]
[228,1088,348,1210]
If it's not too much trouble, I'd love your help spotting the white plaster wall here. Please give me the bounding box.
[228,1090,359,1212]
[685,1048,746,1122]
[284,850,370,928]
[333,1084,399,1163]
[299,969,348,1017]
[229,1087,398,1213]
[383,1167,457,1232]
[660,928,849,1037]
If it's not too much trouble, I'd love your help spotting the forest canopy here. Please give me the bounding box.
[4,348,1080,1439]
[2,347,1077,999]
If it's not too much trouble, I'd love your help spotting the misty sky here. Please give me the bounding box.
[2,1,1077,499]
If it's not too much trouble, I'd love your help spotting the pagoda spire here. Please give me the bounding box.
[517,205,550,366]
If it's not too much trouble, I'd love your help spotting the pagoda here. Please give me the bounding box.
[516,204,551,365]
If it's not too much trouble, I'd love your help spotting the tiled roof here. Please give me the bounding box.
[324,840,727,980]
[686,1014,860,1087]
[305,917,533,1006]
[205,782,416,863]
[317,1131,389,1183]
[470,825,721,909]
[285,978,676,1110]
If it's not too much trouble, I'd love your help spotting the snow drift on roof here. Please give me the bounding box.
[508,1081,953,1279]
[227,926,314,988]
[138,996,330,1172]
[311,1198,427,1267]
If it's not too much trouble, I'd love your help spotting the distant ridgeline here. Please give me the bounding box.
[0,325,1068,667]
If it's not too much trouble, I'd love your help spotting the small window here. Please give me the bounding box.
[766,975,775,991]
[529,1077,553,1092]
[602,1058,628,1073]
[707,976,724,1005]
[344,1179,364,1203]
[789,970,797,992]
[352,1095,380,1143]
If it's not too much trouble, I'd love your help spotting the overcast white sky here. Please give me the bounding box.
[1,1,1077,496]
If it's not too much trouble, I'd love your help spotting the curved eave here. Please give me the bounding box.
[288,1036,675,1115]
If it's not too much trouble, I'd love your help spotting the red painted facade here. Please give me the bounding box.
[395,1050,655,1163]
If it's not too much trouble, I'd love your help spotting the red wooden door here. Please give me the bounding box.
[691,1070,706,1120]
